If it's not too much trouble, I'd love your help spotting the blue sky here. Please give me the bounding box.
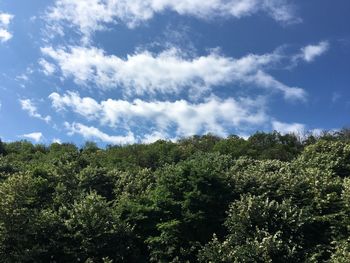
[0,0,349,145]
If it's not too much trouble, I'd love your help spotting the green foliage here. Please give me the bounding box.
[0,173,56,261]
[178,134,222,153]
[144,153,235,262]
[295,140,350,177]
[60,192,138,262]
[213,134,249,159]
[246,132,303,161]
[329,241,350,263]
[0,139,6,156]
[114,168,156,199]
[0,132,350,262]
[199,195,309,262]
[104,140,185,171]
[77,166,115,200]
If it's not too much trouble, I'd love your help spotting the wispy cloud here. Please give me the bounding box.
[42,46,306,101]
[19,99,51,123]
[38,59,56,75]
[45,0,300,42]
[50,91,268,137]
[55,93,315,143]
[331,92,341,103]
[0,12,14,42]
[22,132,43,142]
[65,122,136,145]
[141,131,177,144]
[272,120,305,135]
[272,121,333,139]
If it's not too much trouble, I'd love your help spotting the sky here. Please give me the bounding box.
[0,0,350,146]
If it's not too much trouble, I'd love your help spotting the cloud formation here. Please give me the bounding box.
[46,0,300,41]
[19,99,51,123]
[53,92,312,144]
[65,122,136,145]
[272,120,305,135]
[300,41,329,62]
[38,59,56,76]
[50,91,268,138]
[42,46,306,100]
[22,132,43,142]
[0,12,13,42]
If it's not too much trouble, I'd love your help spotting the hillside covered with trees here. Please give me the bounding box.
[1,130,350,262]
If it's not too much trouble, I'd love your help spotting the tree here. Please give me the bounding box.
[77,166,115,200]
[60,192,139,262]
[0,173,55,261]
[0,133,349,262]
[145,152,235,262]
[199,195,310,263]
[213,135,249,159]
[295,140,350,177]
[0,139,6,156]
[246,131,303,161]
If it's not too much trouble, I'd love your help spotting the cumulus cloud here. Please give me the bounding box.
[65,122,136,145]
[42,46,306,100]
[300,41,329,62]
[22,132,44,142]
[0,12,14,42]
[50,91,268,137]
[272,120,305,135]
[19,99,51,123]
[49,91,101,120]
[46,0,300,41]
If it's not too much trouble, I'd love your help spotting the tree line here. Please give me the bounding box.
[0,130,350,262]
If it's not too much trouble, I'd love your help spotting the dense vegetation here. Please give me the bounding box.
[1,130,350,262]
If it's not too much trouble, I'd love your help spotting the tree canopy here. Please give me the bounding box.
[0,130,350,262]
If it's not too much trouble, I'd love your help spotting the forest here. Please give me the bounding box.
[1,130,350,262]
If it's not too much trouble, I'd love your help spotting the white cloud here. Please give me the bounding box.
[38,59,56,75]
[22,132,44,143]
[15,67,34,83]
[19,99,52,123]
[272,120,305,135]
[272,122,336,141]
[0,13,12,25]
[42,46,306,100]
[0,29,12,42]
[308,128,323,137]
[301,41,329,62]
[0,13,13,42]
[52,138,62,144]
[50,91,268,137]
[65,122,136,145]
[262,0,300,24]
[16,74,29,82]
[46,0,300,41]
[49,92,101,120]
[141,131,177,144]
